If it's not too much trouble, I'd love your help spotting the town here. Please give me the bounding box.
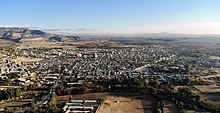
[1,0,220,112]
[0,41,220,113]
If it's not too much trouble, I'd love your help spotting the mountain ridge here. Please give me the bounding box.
[0,27,80,43]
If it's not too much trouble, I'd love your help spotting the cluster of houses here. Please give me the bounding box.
[2,43,220,89]
[0,58,35,86]
[1,41,220,113]
[1,42,220,88]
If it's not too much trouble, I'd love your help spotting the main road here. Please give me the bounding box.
[25,60,78,112]
[37,60,78,107]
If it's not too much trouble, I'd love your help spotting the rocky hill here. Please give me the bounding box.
[0,27,80,43]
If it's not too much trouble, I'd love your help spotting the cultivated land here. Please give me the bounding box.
[193,79,220,104]
[0,99,33,111]
[56,92,157,113]
[174,79,220,105]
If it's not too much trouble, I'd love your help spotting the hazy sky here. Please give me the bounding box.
[0,0,220,34]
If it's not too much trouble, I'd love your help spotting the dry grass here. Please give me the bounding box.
[186,110,210,113]
[18,40,124,49]
[68,40,124,47]
[213,68,220,74]
[98,96,154,113]
[18,42,75,49]
[13,57,43,64]
[0,39,14,47]
[193,84,220,93]
[209,56,220,60]
[0,99,33,110]
[0,53,6,59]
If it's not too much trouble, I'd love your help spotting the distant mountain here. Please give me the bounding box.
[76,32,220,43]
[0,27,80,43]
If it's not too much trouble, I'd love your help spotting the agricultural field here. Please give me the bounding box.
[193,79,220,105]
[0,99,33,112]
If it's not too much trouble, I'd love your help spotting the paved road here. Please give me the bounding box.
[37,83,60,107]
[25,81,60,112]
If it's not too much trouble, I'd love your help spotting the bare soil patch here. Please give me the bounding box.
[13,57,43,64]
[209,56,220,60]
[56,92,156,113]
[0,99,33,110]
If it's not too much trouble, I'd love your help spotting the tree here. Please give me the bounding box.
[149,80,158,88]
[194,95,201,102]
[23,85,27,91]
[2,89,10,100]
[97,98,105,105]
[31,102,38,113]
[56,84,64,95]
[15,88,21,97]
[156,109,162,113]
[178,87,192,96]
[182,77,191,85]
[3,107,12,113]
[48,93,59,113]
[147,86,157,94]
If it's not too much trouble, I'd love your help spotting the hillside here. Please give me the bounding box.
[0,27,80,43]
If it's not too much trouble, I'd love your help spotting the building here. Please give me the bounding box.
[63,100,99,113]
